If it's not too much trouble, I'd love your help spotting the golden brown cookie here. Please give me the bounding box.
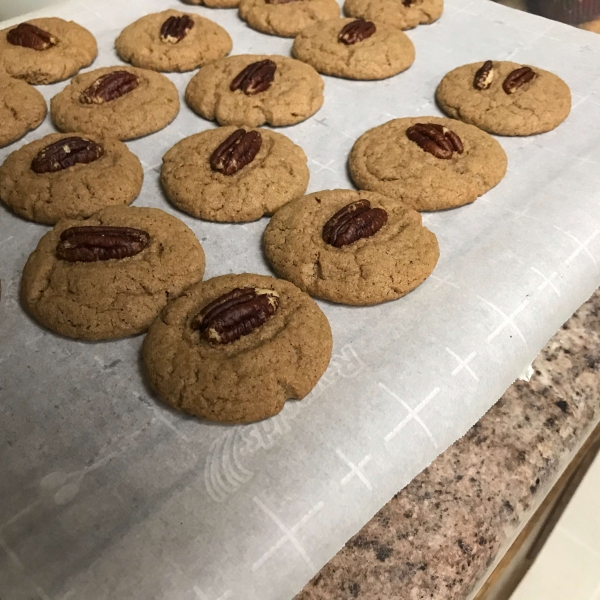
[21,206,205,341]
[181,0,239,8]
[161,126,309,222]
[349,116,507,211]
[343,0,443,30]
[0,75,46,148]
[185,54,324,127]
[435,61,571,136]
[115,10,232,72]
[0,18,97,85]
[239,0,340,38]
[143,273,333,424]
[50,66,180,141]
[263,189,439,305]
[0,133,143,224]
[292,17,415,80]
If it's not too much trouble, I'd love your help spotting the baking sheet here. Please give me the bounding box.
[2,1,600,598]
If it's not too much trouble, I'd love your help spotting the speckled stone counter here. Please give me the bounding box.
[296,289,600,600]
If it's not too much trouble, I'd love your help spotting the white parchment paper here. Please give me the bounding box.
[2,1,600,598]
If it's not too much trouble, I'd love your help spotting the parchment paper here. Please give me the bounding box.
[1,1,600,598]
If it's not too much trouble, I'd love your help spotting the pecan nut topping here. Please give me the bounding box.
[210,129,262,176]
[322,199,388,248]
[503,66,536,94]
[31,137,104,174]
[406,123,464,160]
[6,22,57,51]
[230,60,277,96]
[473,60,494,90]
[80,71,140,104]
[160,15,195,43]
[338,19,376,45]
[192,287,280,344]
[402,0,416,6]
[56,226,150,262]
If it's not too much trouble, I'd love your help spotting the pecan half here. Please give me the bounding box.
[192,287,280,344]
[80,71,140,104]
[406,123,463,160]
[56,226,150,262]
[160,15,194,43]
[503,66,536,94]
[322,199,387,248]
[6,23,57,51]
[338,19,376,45]
[31,137,104,174]
[230,60,277,96]
[473,60,494,90]
[210,129,262,176]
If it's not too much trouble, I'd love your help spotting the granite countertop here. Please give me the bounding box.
[296,288,600,599]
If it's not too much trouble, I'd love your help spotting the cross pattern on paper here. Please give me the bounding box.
[554,226,600,268]
[380,383,440,447]
[429,273,460,290]
[478,296,528,345]
[252,497,323,572]
[503,205,538,224]
[193,586,234,600]
[446,348,479,382]
[336,449,373,491]
[311,159,336,174]
[531,267,561,297]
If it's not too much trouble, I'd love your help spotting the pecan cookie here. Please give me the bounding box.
[344,0,443,30]
[435,61,571,136]
[238,0,339,38]
[263,189,439,305]
[0,18,97,85]
[143,273,333,423]
[185,54,324,127]
[161,126,309,222]
[0,75,46,148]
[181,0,239,8]
[0,133,143,224]
[50,66,180,141]
[115,10,232,72]
[292,17,415,80]
[21,206,205,340]
[349,116,507,211]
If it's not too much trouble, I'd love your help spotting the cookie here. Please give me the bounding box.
[115,10,232,73]
[263,189,439,305]
[161,126,309,222]
[21,206,205,341]
[580,19,600,33]
[0,133,143,224]
[435,61,572,136]
[0,18,97,85]
[186,54,324,127]
[238,0,339,38]
[349,116,507,211]
[143,273,333,423]
[343,0,443,30]
[50,66,180,141]
[0,75,46,148]
[292,17,415,80]
[181,0,239,8]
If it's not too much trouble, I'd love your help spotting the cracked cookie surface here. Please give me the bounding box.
[21,206,205,340]
[292,17,414,80]
[161,126,309,222]
[185,54,324,127]
[343,0,443,30]
[263,189,439,305]
[0,18,97,85]
[115,10,232,72]
[436,61,571,136]
[50,66,180,140]
[0,75,46,147]
[143,273,332,423]
[0,132,143,224]
[238,0,340,38]
[349,116,507,211]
